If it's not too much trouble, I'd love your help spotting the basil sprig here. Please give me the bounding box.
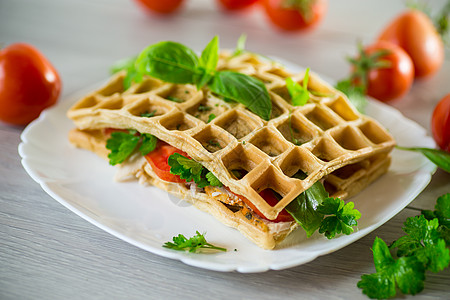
[130,36,271,120]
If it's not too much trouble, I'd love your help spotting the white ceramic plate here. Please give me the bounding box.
[19,68,436,273]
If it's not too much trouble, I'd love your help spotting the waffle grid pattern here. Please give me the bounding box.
[68,52,395,220]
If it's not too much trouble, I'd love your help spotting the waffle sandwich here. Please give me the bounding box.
[67,42,395,250]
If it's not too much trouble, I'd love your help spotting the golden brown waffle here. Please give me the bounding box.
[67,52,395,248]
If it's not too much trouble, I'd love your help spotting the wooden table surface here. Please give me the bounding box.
[1,0,449,299]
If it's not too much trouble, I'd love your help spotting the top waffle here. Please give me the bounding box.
[67,51,395,221]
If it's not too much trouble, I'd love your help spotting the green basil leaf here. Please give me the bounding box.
[135,41,200,84]
[285,181,327,237]
[396,146,450,173]
[208,70,271,120]
[196,36,220,89]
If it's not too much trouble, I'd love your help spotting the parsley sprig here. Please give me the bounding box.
[286,172,361,238]
[163,231,226,253]
[167,153,222,188]
[357,193,450,299]
[106,130,157,165]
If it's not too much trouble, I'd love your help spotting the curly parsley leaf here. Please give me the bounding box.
[163,231,226,253]
[106,131,140,165]
[422,193,450,246]
[391,215,450,273]
[358,237,426,299]
[206,171,222,187]
[168,153,222,188]
[359,194,450,299]
[317,197,361,239]
[422,193,450,227]
[286,68,310,106]
[286,171,361,239]
[168,153,202,182]
[139,134,158,156]
[106,131,157,165]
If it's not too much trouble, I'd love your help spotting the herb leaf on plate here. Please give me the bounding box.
[358,194,450,299]
[358,237,426,299]
[163,231,226,253]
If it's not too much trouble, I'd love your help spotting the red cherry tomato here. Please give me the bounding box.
[356,42,414,102]
[378,10,444,78]
[232,188,294,223]
[144,141,189,183]
[0,43,61,126]
[262,0,327,31]
[217,0,259,10]
[431,94,450,152]
[134,0,184,14]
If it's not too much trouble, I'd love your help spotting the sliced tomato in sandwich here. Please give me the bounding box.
[144,141,188,183]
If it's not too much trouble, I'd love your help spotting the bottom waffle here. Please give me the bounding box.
[68,128,391,249]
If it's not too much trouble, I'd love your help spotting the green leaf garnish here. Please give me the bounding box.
[139,134,157,156]
[127,36,272,120]
[286,171,361,238]
[317,197,361,239]
[167,153,222,188]
[396,146,450,173]
[357,237,426,299]
[110,55,137,74]
[206,171,223,187]
[198,105,212,112]
[286,68,310,106]
[141,110,156,118]
[197,36,219,89]
[209,70,271,120]
[335,79,368,114]
[233,34,247,57]
[207,113,216,123]
[358,193,450,299]
[136,41,200,84]
[422,193,450,245]
[163,231,226,253]
[166,96,183,103]
[106,131,157,165]
[286,180,328,237]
